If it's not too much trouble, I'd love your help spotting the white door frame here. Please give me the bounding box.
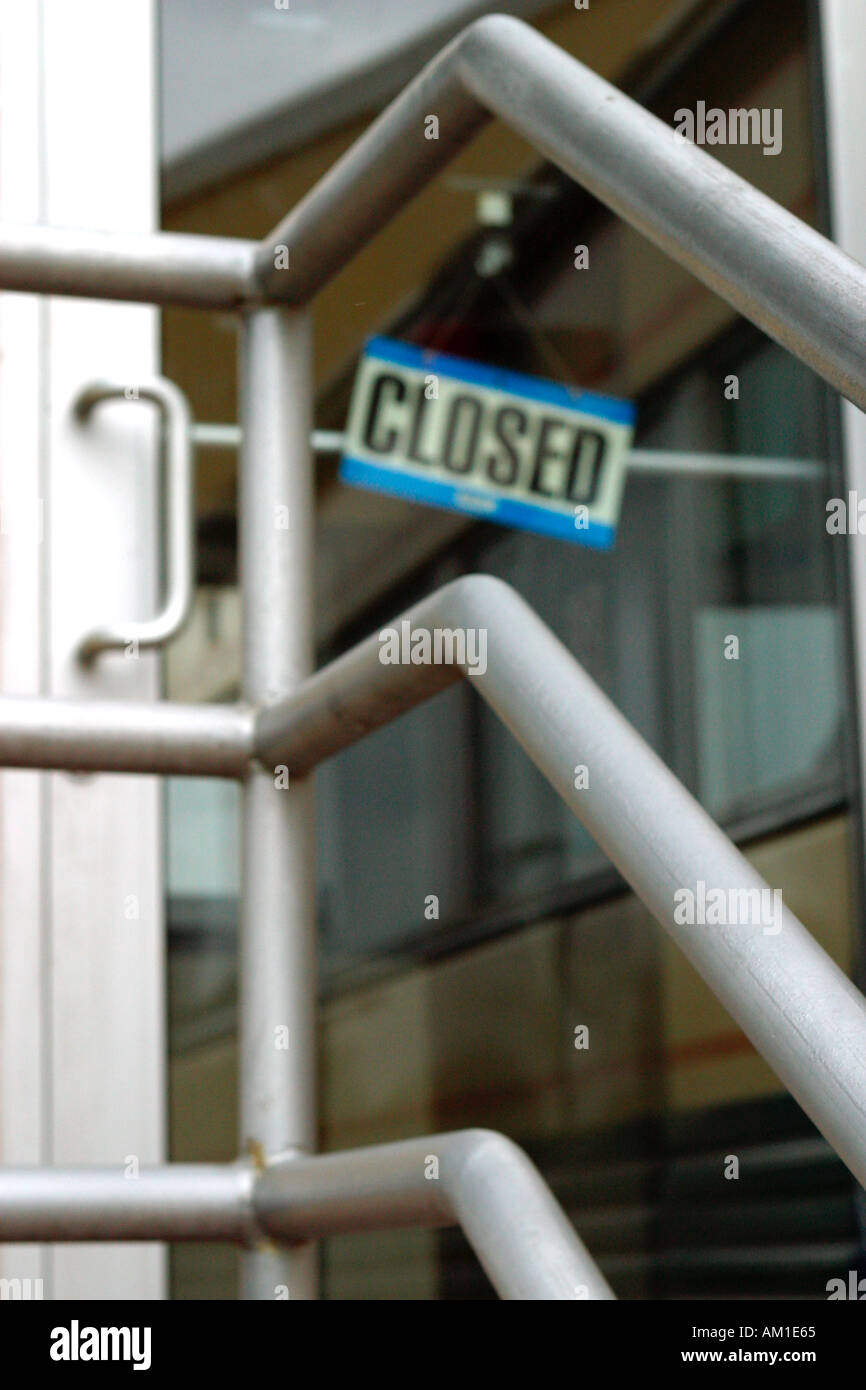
[0,0,165,1300]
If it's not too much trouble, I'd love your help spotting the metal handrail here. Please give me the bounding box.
[0,695,253,776]
[254,9,865,416]
[0,18,863,411]
[1,17,863,413]
[0,1128,613,1300]
[0,1164,256,1243]
[255,12,866,404]
[255,575,866,1191]
[0,223,255,307]
[255,1130,614,1300]
[3,570,866,1291]
[1,577,864,1194]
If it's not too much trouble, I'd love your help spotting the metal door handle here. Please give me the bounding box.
[72,376,194,661]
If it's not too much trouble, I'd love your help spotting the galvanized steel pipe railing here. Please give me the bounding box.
[0,18,861,409]
[0,695,254,777]
[0,1128,612,1301]
[256,1130,615,1301]
[256,14,866,412]
[255,574,866,1193]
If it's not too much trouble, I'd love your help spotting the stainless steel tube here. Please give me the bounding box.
[192,423,819,481]
[1,21,861,405]
[255,1130,613,1300]
[256,25,484,306]
[0,696,253,777]
[0,1137,611,1301]
[626,450,821,481]
[191,423,345,456]
[0,1164,254,1242]
[239,309,318,1299]
[255,575,866,1189]
[256,14,866,412]
[0,224,257,308]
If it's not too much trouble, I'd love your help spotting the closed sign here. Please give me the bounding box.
[340,337,635,547]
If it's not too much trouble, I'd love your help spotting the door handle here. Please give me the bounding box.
[72,376,194,661]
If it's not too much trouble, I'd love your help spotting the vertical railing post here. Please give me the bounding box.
[238,308,318,1300]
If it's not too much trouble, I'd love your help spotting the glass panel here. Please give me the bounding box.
[470,340,841,911]
[317,683,475,973]
[161,0,861,1302]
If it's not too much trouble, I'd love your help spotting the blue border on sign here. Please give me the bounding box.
[339,457,616,549]
[364,336,636,426]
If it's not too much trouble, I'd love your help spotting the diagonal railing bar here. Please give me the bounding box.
[0,1128,612,1300]
[256,15,866,412]
[255,575,866,1192]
